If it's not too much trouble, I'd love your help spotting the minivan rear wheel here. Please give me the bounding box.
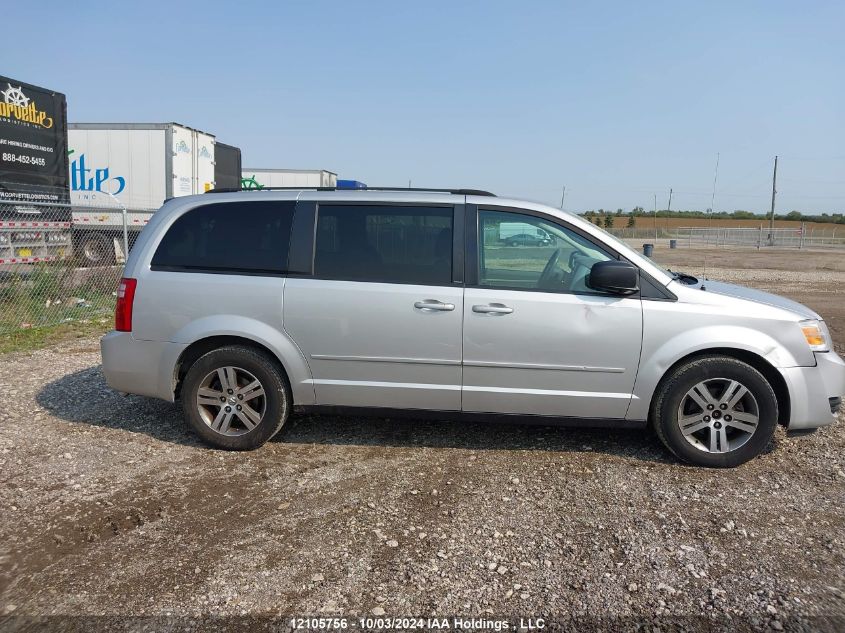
[181,345,290,450]
[652,356,778,467]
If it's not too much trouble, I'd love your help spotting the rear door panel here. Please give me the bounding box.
[283,201,465,411]
[284,279,463,409]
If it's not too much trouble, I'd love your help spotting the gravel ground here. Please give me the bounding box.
[1,248,844,632]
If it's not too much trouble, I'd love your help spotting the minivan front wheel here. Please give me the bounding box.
[181,346,290,450]
[653,356,778,467]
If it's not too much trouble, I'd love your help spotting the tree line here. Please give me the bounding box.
[581,208,845,228]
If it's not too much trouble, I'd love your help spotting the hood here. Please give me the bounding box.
[683,279,821,320]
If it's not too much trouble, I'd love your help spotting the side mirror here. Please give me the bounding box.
[587,260,639,295]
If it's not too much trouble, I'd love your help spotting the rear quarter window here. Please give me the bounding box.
[151,201,295,274]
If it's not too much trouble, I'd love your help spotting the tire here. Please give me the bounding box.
[77,233,115,266]
[652,356,778,467]
[181,345,290,450]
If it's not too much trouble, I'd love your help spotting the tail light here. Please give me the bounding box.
[115,278,137,332]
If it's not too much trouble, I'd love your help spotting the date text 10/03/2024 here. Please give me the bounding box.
[290,617,546,631]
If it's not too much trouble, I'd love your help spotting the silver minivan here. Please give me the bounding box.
[101,188,844,467]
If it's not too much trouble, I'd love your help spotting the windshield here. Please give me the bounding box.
[572,216,677,278]
[584,222,698,283]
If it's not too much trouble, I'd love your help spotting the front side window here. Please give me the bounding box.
[315,205,453,284]
[478,209,614,293]
[151,201,295,273]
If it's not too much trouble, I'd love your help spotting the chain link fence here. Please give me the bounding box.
[672,226,844,249]
[0,199,130,334]
[609,225,845,249]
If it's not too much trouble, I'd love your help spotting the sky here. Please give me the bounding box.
[4,1,844,214]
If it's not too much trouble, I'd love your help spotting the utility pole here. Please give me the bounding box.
[709,152,720,228]
[664,188,672,239]
[653,193,658,241]
[768,155,778,246]
[560,185,566,209]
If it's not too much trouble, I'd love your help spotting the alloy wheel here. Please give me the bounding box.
[677,378,760,453]
[196,366,267,436]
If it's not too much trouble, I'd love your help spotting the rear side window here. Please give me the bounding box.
[314,205,453,284]
[151,201,295,273]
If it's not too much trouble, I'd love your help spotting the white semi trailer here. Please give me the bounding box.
[68,123,241,264]
[241,168,337,190]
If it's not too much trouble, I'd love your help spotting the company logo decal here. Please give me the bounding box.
[241,175,264,189]
[0,83,54,129]
[69,149,126,196]
[198,146,211,159]
[175,140,191,154]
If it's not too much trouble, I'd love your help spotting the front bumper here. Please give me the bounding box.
[779,350,845,430]
[100,331,187,402]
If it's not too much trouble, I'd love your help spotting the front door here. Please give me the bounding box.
[462,207,643,419]
[284,202,464,410]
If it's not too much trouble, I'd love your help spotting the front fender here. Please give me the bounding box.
[627,324,807,421]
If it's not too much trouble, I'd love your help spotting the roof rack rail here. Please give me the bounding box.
[367,187,496,196]
[206,186,496,197]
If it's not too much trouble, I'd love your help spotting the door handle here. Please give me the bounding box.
[414,300,456,312]
[472,303,514,315]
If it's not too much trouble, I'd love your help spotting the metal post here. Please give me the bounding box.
[122,208,129,261]
[799,222,805,249]
[99,190,127,263]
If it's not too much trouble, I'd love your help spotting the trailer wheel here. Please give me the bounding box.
[77,233,115,266]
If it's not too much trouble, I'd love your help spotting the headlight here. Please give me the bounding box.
[800,320,829,352]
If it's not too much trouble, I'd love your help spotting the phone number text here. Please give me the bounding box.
[2,153,47,167]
